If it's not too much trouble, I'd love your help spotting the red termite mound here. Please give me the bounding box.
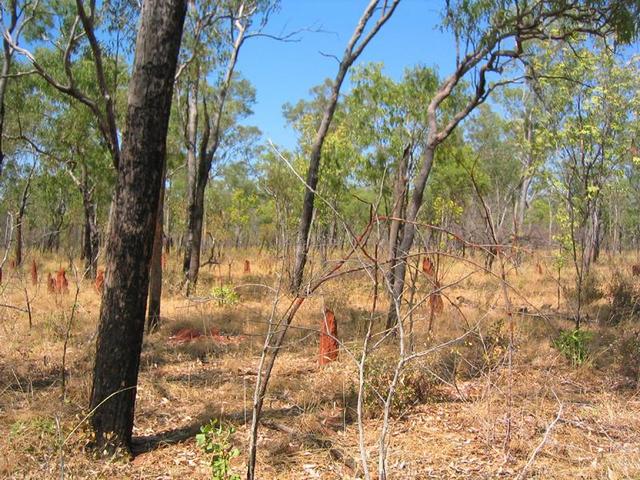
[422,257,434,277]
[47,273,55,293]
[536,262,543,275]
[319,308,339,365]
[95,269,105,293]
[430,281,444,315]
[244,259,251,273]
[166,327,246,345]
[31,260,38,285]
[169,328,206,343]
[55,268,69,294]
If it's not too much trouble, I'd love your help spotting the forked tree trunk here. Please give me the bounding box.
[385,145,410,329]
[386,146,436,327]
[89,0,187,453]
[183,15,246,293]
[182,78,199,274]
[148,170,166,332]
[14,164,34,267]
[186,169,206,289]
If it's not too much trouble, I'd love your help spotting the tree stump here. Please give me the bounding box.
[31,260,38,285]
[632,265,640,276]
[319,308,338,365]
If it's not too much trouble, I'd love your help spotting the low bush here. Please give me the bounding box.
[363,356,435,417]
[552,328,593,366]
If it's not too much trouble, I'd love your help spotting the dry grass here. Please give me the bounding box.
[1,249,639,479]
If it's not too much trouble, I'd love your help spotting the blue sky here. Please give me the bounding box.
[237,0,457,150]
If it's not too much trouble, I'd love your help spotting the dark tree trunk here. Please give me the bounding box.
[183,20,245,292]
[89,0,187,453]
[14,217,22,267]
[291,65,349,293]
[14,164,34,267]
[147,170,166,332]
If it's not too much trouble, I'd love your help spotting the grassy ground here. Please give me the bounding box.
[1,249,639,479]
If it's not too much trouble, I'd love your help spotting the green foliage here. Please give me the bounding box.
[553,329,593,366]
[210,285,239,306]
[9,417,57,453]
[196,419,240,480]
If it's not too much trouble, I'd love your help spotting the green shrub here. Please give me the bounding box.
[196,419,240,480]
[210,285,239,306]
[552,328,593,366]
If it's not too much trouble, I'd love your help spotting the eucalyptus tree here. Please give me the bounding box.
[464,103,522,242]
[344,63,442,312]
[180,0,277,293]
[283,78,364,258]
[384,0,640,326]
[4,0,137,277]
[89,0,188,453]
[22,59,119,276]
[290,0,401,293]
[0,0,44,178]
[539,45,640,325]
[30,168,75,252]
[254,147,301,253]
[4,0,140,171]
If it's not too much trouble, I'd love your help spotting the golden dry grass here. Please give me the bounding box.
[1,249,639,479]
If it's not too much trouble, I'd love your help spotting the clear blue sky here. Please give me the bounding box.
[237,0,457,150]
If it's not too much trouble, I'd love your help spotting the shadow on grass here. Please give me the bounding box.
[131,405,303,455]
